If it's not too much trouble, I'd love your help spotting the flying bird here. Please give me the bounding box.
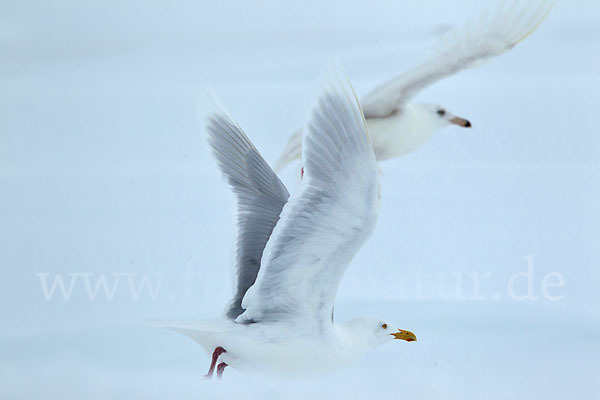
[153,64,416,379]
[274,0,553,172]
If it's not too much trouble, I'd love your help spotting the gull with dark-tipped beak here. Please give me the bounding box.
[274,0,553,172]
[152,63,416,379]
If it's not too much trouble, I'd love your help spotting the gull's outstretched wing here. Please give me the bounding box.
[361,0,553,118]
[237,63,380,327]
[204,98,290,320]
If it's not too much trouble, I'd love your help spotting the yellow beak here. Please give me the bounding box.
[391,329,417,342]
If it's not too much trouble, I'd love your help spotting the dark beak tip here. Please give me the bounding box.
[464,120,472,128]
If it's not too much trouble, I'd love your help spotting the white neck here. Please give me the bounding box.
[367,104,445,160]
[332,321,378,364]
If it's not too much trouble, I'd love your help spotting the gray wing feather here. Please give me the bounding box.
[205,113,290,320]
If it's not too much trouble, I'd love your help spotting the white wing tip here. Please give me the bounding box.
[197,86,248,150]
[430,0,554,60]
[514,0,555,45]
[311,58,371,141]
[197,86,231,123]
[318,58,359,106]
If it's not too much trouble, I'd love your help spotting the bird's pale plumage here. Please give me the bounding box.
[274,0,553,172]
[361,0,554,118]
[153,63,411,377]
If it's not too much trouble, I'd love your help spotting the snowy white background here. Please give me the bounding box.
[1,0,599,398]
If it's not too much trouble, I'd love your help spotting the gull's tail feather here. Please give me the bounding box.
[147,319,231,354]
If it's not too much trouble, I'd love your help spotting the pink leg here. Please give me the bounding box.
[216,362,228,379]
[203,347,226,379]
[301,166,304,179]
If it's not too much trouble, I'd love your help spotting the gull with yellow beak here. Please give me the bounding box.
[274,0,553,172]
[152,63,416,379]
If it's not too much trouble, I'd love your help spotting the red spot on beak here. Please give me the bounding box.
[301,166,304,179]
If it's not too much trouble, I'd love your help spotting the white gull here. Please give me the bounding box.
[274,0,553,172]
[153,63,416,379]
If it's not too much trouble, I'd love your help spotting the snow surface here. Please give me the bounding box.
[1,0,599,398]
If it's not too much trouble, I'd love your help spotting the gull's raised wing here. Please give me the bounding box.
[237,63,380,328]
[204,98,290,320]
[361,0,554,118]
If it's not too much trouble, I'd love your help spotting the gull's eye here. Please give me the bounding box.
[437,109,446,117]
[381,323,388,330]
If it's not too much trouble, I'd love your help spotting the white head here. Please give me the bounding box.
[414,103,472,130]
[340,317,417,354]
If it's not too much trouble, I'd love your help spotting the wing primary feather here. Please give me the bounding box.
[236,61,379,328]
[360,0,554,118]
[201,90,290,320]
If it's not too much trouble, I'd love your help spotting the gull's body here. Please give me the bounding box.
[274,0,553,172]
[164,318,389,376]
[154,64,416,378]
